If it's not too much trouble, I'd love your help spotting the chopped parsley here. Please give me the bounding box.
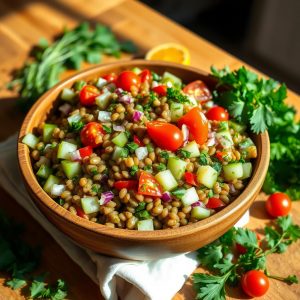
[167,87,190,103]
[102,125,112,134]
[91,184,101,194]
[90,167,98,175]
[199,151,210,165]
[130,165,138,176]
[171,188,186,199]
[126,142,139,153]
[119,148,129,158]
[144,165,153,172]
[211,161,222,173]
[156,163,167,172]
[146,143,154,153]
[177,149,191,159]
[69,121,84,132]
[159,151,169,160]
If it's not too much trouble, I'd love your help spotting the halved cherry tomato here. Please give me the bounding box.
[215,151,225,161]
[236,233,261,254]
[206,106,229,121]
[184,172,198,186]
[79,85,100,106]
[78,146,93,158]
[133,135,143,147]
[75,206,85,218]
[102,73,118,83]
[146,121,183,151]
[178,107,208,145]
[241,270,269,297]
[116,71,141,92]
[138,171,162,197]
[80,122,104,148]
[152,85,167,96]
[265,192,292,217]
[182,80,212,102]
[206,197,225,209]
[139,69,152,83]
[114,180,138,190]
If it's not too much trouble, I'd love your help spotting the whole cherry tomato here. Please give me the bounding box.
[183,80,212,102]
[152,85,167,96]
[241,270,269,297]
[178,107,208,145]
[139,69,152,83]
[138,171,162,197]
[146,121,183,151]
[116,71,141,92]
[102,73,118,83]
[79,85,100,106]
[206,106,229,121]
[80,122,104,148]
[266,192,292,217]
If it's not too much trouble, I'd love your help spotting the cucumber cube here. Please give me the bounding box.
[223,163,243,181]
[239,138,254,149]
[229,120,246,133]
[96,77,108,88]
[61,160,81,179]
[240,162,252,180]
[43,175,60,194]
[170,102,184,122]
[67,113,82,125]
[183,141,200,158]
[57,141,77,160]
[112,146,124,160]
[61,88,75,101]
[191,206,211,220]
[137,219,154,231]
[43,124,57,143]
[95,91,112,109]
[36,164,52,179]
[155,170,178,191]
[162,71,182,88]
[22,133,39,149]
[167,157,187,180]
[132,67,142,74]
[81,197,100,214]
[181,187,199,207]
[112,132,128,147]
[216,131,233,148]
[197,165,218,188]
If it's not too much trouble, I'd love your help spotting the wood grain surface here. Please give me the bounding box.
[0,0,299,299]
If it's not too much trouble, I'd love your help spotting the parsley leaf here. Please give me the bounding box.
[159,151,169,160]
[130,165,139,176]
[126,142,139,153]
[167,87,190,103]
[177,149,191,158]
[102,125,112,134]
[69,121,84,132]
[156,163,166,172]
[199,151,210,165]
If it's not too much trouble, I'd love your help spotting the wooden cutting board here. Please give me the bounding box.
[0,0,299,299]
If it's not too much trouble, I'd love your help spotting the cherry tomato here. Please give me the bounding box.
[138,171,162,197]
[78,146,93,158]
[206,106,229,121]
[139,69,152,83]
[133,135,143,147]
[241,270,269,297]
[152,85,167,96]
[183,80,212,102]
[178,107,208,145]
[206,197,225,209]
[75,206,85,218]
[184,172,198,186]
[79,85,100,106]
[236,233,261,254]
[116,71,141,92]
[102,73,118,83]
[266,192,292,217]
[146,121,183,151]
[114,180,138,190]
[80,122,104,148]
[215,151,226,161]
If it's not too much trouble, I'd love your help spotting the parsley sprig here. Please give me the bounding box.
[193,215,300,300]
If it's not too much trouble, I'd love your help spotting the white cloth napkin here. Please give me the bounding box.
[0,134,249,300]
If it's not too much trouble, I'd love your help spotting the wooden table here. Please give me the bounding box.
[0,0,299,299]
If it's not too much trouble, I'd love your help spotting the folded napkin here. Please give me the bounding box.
[0,134,249,300]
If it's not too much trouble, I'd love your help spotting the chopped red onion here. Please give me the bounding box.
[106,83,116,91]
[135,147,148,160]
[207,137,216,147]
[191,201,205,208]
[229,183,236,194]
[119,94,134,104]
[132,110,144,122]
[99,191,114,205]
[113,124,125,132]
[98,111,111,122]
[100,174,108,184]
[69,150,81,161]
[182,124,189,145]
[161,192,172,202]
[51,184,65,197]
[115,88,124,96]
[58,103,72,115]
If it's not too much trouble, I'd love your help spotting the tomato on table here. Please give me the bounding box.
[80,122,104,148]
[206,197,225,209]
[138,171,162,197]
[182,80,212,102]
[178,107,208,145]
[265,192,292,217]
[139,69,152,83]
[184,172,198,186]
[206,106,229,121]
[79,85,100,106]
[116,71,141,92]
[102,73,118,83]
[152,85,167,96]
[146,121,183,151]
[78,146,93,158]
[114,180,138,190]
[241,270,269,297]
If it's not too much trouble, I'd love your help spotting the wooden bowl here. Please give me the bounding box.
[18,60,270,260]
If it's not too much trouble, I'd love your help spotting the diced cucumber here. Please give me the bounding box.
[132,67,142,74]
[95,91,112,109]
[229,120,246,133]
[167,157,187,180]
[36,164,52,179]
[218,121,229,131]
[240,162,252,180]
[137,219,154,231]
[57,141,77,160]
[67,113,82,125]
[191,206,211,220]
[223,163,243,181]
[22,133,39,149]
[183,141,200,158]
[73,80,86,91]
[61,88,75,101]
[216,131,233,148]
[112,132,128,147]
[81,197,100,214]
[96,77,107,88]
[112,146,124,160]
[181,187,199,207]
[170,102,184,122]
[43,124,57,143]
[162,71,182,88]
[43,175,60,194]
[61,160,81,179]
[155,170,178,191]
[239,137,254,149]
[197,165,218,188]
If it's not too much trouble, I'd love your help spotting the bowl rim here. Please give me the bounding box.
[18,59,270,241]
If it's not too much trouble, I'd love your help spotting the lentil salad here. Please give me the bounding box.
[22,68,257,231]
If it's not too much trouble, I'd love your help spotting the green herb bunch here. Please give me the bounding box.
[193,215,300,300]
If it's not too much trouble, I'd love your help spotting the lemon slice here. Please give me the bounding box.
[145,43,190,65]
